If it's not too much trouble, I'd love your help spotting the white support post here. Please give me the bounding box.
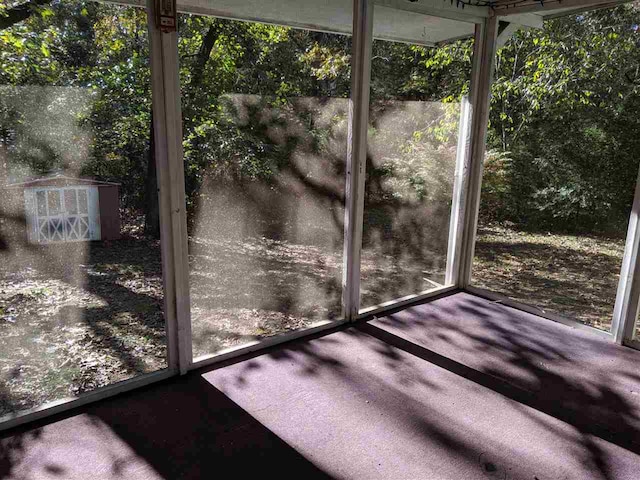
[612,163,640,345]
[496,22,522,50]
[148,0,192,373]
[457,16,499,288]
[342,0,374,321]
[445,96,471,286]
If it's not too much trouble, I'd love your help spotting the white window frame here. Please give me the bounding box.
[612,163,640,347]
[459,15,640,346]
[342,0,374,322]
[147,0,192,375]
[0,0,179,432]
[4,0,638,433]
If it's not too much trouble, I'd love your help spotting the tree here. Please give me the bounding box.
[483,2,640,232]
[2,0,638,238]
[0,0,51,30]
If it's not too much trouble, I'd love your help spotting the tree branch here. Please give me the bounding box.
[190,24,219,90]
[625,66,640,86]
[0,0,51,31]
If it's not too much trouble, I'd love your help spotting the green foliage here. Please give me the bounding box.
[369,38,473,101]
[0,0,151,211]
[480,3,640,233]
[481,149,513,223]
[367,100,459,206]
[1,0,639,236]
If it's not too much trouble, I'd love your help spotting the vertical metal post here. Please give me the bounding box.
[148,0,192,373]
[342,0,374,321]
[457,17,499,288]
[612,163,640,344]
[445,96,472,286]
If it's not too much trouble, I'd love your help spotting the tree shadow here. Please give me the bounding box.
[194,315,640,479]
[0,366,332,480]
[474,230,625,329]
[362,291,640,479]
[0,292,639,478]
[0,197,167,415]
[187,94,458,354]
[0,90,460,415]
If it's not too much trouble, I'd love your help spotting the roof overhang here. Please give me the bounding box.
[495,0,632,16]
[115,0,481,46]
[6,176,120,188]
[112,0,632,45]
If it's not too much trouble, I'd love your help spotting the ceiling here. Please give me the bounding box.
[113,0,631,45]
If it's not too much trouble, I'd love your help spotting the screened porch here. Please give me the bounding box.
[0,0,639,477]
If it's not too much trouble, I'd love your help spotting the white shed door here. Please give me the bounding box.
[25,186,101,243]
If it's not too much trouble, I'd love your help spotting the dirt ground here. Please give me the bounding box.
[189,234,343,358]
[0,222,636,417]
[473,224,627,332]
[0,234,166,416]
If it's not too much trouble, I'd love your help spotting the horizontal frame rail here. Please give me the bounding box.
[358,285,459,320]
[0,369,173,433]
[466,286,614,339]
[190,319,349,370]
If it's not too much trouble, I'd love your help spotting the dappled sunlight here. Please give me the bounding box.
[0,415,164,480]
[473,224,625,330]
[0,86,94,180]
[205,317,640,479]
[367,292,640,460]
[474,3,640,341]
[0,2,166,418]
[3,291,639,479]
[0,238,167,415]
[188,94,348,358]
[184,43,467,354]
[1,6,639,479]
[360,99,459,308]
[363,293,640,479]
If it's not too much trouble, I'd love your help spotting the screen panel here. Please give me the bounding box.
[359,19,473,309]
[471,6,640,333]
[177,8,350,359]
[0,0,167,418]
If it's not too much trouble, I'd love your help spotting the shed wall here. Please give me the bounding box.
[0,187,28,245]
[98,185,121,240]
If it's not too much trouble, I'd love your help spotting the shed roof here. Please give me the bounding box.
[6,173,120,188]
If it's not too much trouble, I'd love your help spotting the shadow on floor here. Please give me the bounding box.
[0,371,331,479]
[367,291,640,479]
[0,292,639,479]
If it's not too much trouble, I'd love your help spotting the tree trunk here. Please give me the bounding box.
[144,23,218,238]
[191,24,219,91]
[144,112,160,238]
[0,0,51,31]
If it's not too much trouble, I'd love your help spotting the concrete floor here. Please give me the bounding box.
[1,291,639,479]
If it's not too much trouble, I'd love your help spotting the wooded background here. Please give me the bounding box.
[1,0,639,236]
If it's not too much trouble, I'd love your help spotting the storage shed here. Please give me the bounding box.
[5,174,121,243]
